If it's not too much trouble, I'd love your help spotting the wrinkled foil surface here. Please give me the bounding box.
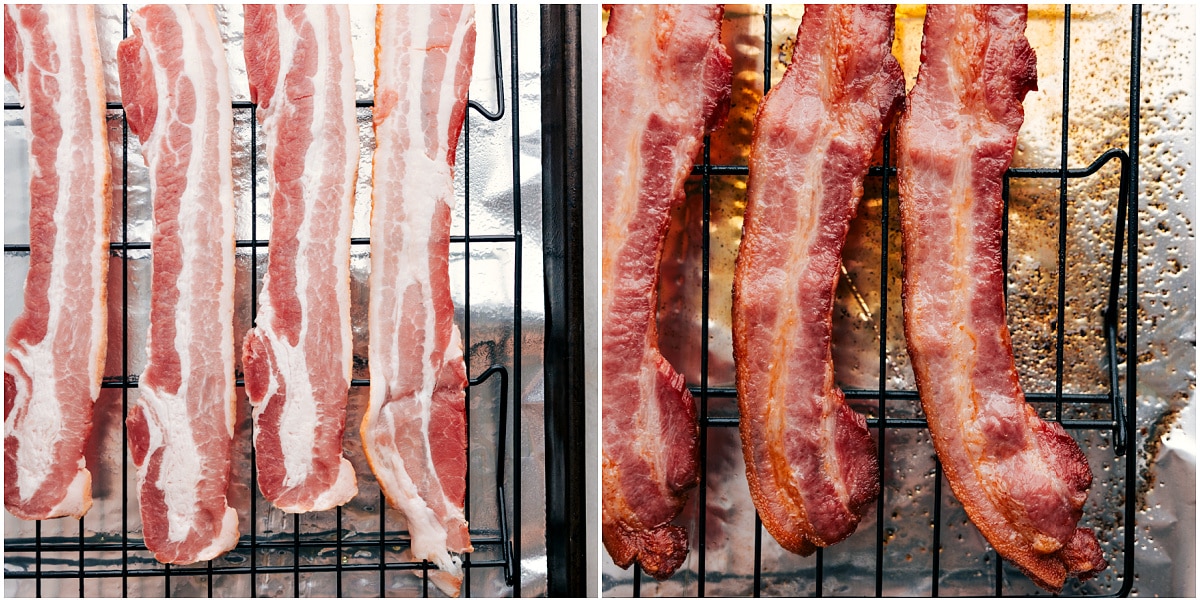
[5,4,549,597]
[604,4,1194,597]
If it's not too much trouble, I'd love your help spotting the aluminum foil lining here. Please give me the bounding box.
[5,4,549,598]
[605,4,1195,597]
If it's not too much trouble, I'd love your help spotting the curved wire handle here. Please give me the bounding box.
[467,5,505,122]
[468,364,514,586]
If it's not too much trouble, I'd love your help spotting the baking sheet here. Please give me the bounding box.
[4,4,549,597]
[605,4,1195,596]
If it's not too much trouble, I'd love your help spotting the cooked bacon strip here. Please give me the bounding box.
[118,5,239,565]
[733,4,903,555]
[897,5,1106,591]
[360,5,474,596]
[601,4,731,580]
[241,4,359,514]
[3,4,111,521]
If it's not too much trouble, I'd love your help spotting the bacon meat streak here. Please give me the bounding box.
[897,5,1106,591]
[361,6,474,596]
[3,4,111,521]
[118,5,239,565]
[601,5,731,580]
[733,4,903,555]
[242,4,359,514]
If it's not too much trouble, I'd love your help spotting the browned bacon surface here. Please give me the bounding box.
[241,4,359,514]
[733,4,903,555]
[897,5,1106,591]
[3,4,111,521]
[118,5,239,565]
[601,4,731,580]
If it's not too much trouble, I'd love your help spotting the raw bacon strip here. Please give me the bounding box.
[897,5,1106,591]
[361,5,474,596]
[733,4,903,555]
[118,5,239,565]
[241,4,358,514]
[3,4,111,521]
[601,4,731,580]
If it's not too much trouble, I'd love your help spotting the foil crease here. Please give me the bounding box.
[5,4,548,598]
[607,4,1194,597]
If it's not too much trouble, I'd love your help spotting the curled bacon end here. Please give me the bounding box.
[603,520,690,581]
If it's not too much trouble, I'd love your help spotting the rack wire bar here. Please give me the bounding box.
[540,4,589,597]
[621,4,1141,597]
[3,234,519,254]
[4,535,510,554]
[3,559,513,581]
[1117,5,1141,597]
[875,129,894,598]
[1055,5,1073,424]
[119,8,131,597]
[696,386,1119,404]
[506,4,525,596]
[2,4,547,598]
[692,154,1133,179]
[248,96,261,598]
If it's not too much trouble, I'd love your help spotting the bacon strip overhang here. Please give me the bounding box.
[897,5,1107,591]
[360,6,475,597]
[118,4,239,565]
[241,4,359,515]
[733,4,904,555]
[601,4,732,580]
[3,4,111,521]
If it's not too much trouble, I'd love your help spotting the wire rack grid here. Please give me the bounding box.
[2,4,566,598]
[618,5,1141,598]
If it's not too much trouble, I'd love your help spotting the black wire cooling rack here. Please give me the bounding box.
[623,5,1142,598]
[4,5,586,598]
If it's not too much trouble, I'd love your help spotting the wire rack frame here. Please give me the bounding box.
[3,5,532,598]
[627,5,1141,598]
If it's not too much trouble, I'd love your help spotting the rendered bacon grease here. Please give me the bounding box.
[897,5,1106,591]
[3,4,111,521]
[242,4,359,514]
[733,4,903,555]
[118,5,240,565]
[601,4,731,580]
[360,5,475,596]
